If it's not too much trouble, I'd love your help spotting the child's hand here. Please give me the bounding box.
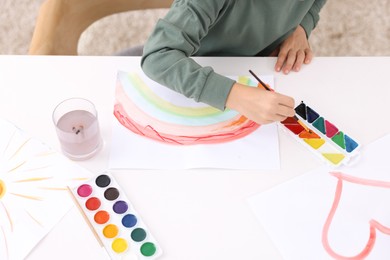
[226,83,295,125]
[274,25,313,74]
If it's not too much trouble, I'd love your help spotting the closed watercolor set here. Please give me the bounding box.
[69,172,162,259]
[281,101,360,167]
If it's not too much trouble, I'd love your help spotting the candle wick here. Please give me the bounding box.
[72,125,84,135]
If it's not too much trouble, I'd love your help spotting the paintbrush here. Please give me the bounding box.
[248,70,311,132]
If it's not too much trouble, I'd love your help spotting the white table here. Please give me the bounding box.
[1,56,389,260]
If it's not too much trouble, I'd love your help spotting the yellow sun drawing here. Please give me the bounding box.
[0,180,5,199]
[0,119,91,259]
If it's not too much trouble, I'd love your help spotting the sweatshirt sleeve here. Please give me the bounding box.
[300,0,327,37]
[141,0,235,111]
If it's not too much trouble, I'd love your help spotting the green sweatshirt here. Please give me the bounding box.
[141,0,326,111]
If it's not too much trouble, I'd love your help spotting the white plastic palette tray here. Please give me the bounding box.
[69,172,162,259]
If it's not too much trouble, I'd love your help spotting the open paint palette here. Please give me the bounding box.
[281,101,360,167]
[69,172,161,259]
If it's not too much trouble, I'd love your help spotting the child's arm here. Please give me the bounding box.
[141,1,298,124]
[141,2,233,111]
[300,0,327,38]
[274,0,327,74]
[226,83,295,125]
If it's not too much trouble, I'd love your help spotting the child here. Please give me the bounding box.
[141,0,326,124]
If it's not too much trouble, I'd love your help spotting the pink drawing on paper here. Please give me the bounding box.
[322,172,390,259]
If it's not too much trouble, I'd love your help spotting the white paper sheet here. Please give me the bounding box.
[0,118,92,260]
[247,134,390,259]
[109,72,280,170]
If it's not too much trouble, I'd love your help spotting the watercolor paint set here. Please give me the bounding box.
[281,101,360,167]
[69,172,162,259]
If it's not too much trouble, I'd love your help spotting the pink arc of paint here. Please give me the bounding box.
[114,104,259,145]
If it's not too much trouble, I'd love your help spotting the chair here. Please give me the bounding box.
[29,0,173,55]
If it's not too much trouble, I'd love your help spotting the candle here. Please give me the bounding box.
[53,98,102,160]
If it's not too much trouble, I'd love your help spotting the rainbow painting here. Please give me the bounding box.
[114,72,259,145]
[0,118,91,259]
[110,71,280,170]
